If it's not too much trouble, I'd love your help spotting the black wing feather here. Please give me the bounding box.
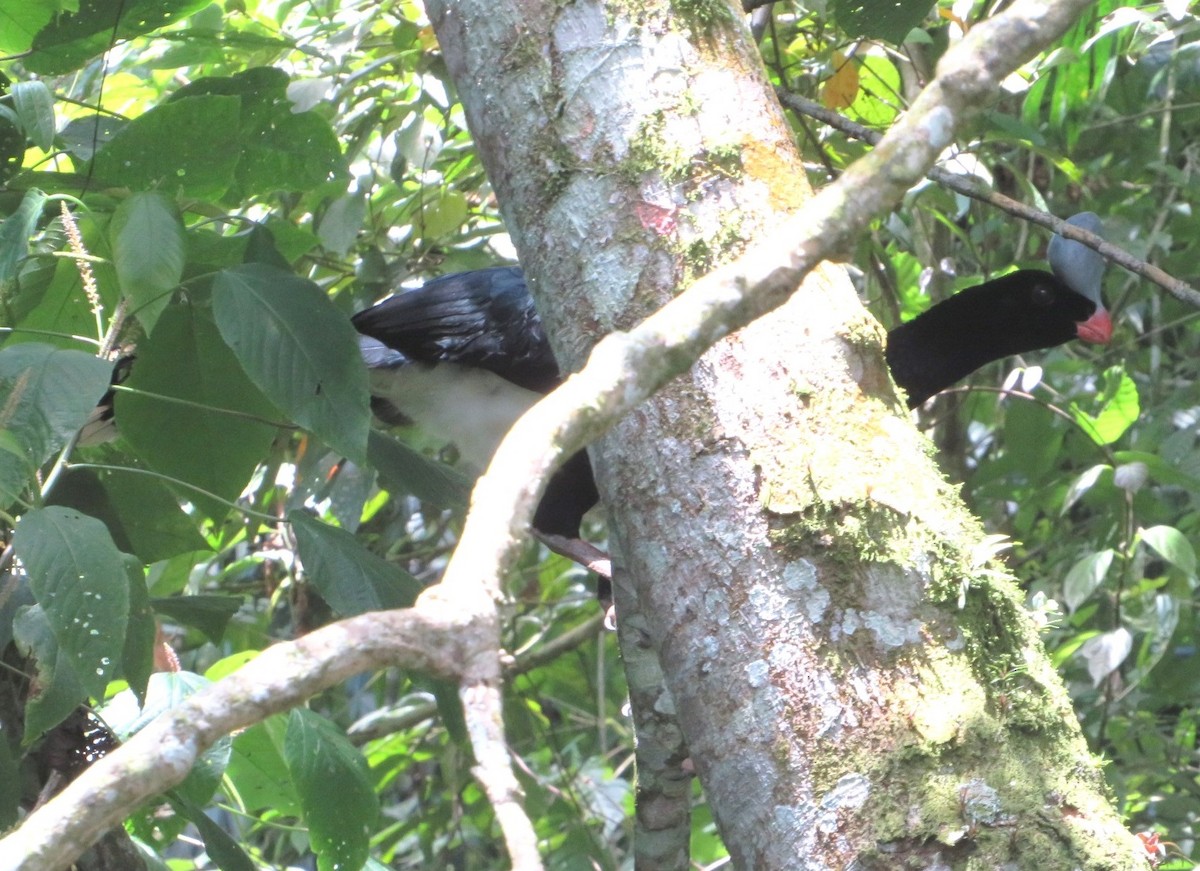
[351,267,560,393]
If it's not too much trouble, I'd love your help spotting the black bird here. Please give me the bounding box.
[352,267,601,563]
[886,212,1112,407]
[352,213,1112,549]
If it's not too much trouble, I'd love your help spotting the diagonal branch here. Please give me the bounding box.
[777,90,1200,307]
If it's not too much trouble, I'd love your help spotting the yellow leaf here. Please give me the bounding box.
[822,52,860,110]
[938,7,969,33]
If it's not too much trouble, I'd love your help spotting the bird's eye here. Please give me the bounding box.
[1031,284,1055,307]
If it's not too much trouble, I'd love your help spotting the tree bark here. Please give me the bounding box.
[428,0,1145,868]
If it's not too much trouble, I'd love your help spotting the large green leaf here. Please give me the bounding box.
[13,506,130,699]
[0,343,112,509]
[832,0,930,43]
[290,510,421,615]
[24,0,213,75]
[110,191,185,334]
[10,80,54,151]
[170,794,256,871]
[0,0,58,55]
[1063,549,1114,614]
[285,709,379,871]
[169,67,346,200]
[367,430,470,509]
[114,304,279,521]
[212,263,370,464]
[122,555,155,705]
[1140,525,1197,579]
[88,95,242,199]
[1071,367,1140,446]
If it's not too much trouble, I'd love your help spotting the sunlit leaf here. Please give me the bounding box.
[0,344,110,509]
[1070,367,1139,446]
[1063,549,1113,613]
[24,0,213,75]
[1061,464,1110,515]
[10,80,54,151]
[847,55,901,127]
[1140,525,1197,579]
[0,188,46,284]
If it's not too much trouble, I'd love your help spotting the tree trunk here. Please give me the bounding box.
[428,0,1145,867]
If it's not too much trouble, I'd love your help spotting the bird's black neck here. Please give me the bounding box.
[884,271,1076,408]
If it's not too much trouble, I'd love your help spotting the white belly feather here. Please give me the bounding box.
[367,363,542,469]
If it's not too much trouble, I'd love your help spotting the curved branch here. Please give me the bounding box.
[0,606,471,871]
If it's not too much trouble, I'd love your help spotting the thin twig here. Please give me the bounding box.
[776,90,1200,308]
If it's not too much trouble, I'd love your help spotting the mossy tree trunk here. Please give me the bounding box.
[428,0,1145,867]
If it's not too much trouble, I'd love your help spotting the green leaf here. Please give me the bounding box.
[24,0,213,75]
[1061,464,1110,516]
[0,188,46,284]
[12,604,87,740]
[420,190,468,241]
[285,709,379,871]
[169,793,256,871]
[0,343,111,508]
[89,95,242,199]
[290,510,421,615]
[226,718,301,816]
[832,0,930,43]
[0,2,57,54]
[1063,549,1113,613]
[88,468,209,562]
[212,264,370,464]
[110,192,185,334]
[114,304,278,521]
[10,80,54,151]
[847,55,901,127]
[168,67,345,200]
[13,507,130,697]
[122,555,155,705]
[1070,367,1140,446]
[150,595,241,645]
[367,430,470,509]
[7,210,121,347]
[317,193,366,255]
[0,719,17,828]
[1140,525,1197,579]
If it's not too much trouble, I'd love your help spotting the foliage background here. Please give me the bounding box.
[0,0,1198,868]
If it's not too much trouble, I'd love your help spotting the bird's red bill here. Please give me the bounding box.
[1077,308,1113,344]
